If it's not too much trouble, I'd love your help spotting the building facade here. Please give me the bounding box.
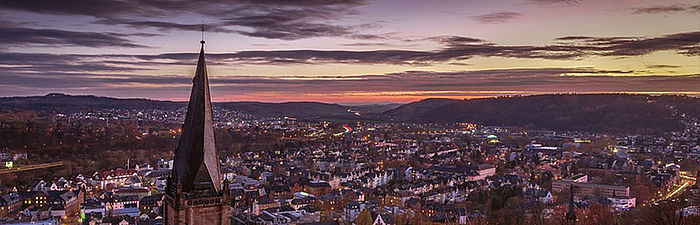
[552,180,629,197]
[92,169,141,189]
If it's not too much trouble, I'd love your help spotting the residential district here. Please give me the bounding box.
[0,114,699,224]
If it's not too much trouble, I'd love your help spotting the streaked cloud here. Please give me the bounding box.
[0,67,696,102]
[1,31,698,70]
[0,25,147,48]
[472,12,522,24]
[632,4,700,14]
[528,0,580,5]
[0,0,370,40]
[646,64,681,69]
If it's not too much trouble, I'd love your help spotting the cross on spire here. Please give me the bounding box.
[200,21,205,45]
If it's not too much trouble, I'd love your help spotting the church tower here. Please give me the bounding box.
[163,37,230,225]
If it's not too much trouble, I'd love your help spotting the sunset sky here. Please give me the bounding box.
[0,0,698,103]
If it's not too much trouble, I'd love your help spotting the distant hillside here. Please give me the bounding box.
[384,94,700,134]
[0,93,183,112]
[345,103,403,114]
[0,94,357,118]
[2,93,698,133]
[217,102,352,118]
[383,98,461,119]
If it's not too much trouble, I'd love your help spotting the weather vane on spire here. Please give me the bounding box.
[200,21,206,45]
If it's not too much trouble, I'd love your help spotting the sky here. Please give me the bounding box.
[0,0,698,103]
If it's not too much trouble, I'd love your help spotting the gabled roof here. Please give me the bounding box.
[47,190,76,202]
[0,193,20,204]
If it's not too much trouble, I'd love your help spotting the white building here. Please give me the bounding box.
[608,196,636,210]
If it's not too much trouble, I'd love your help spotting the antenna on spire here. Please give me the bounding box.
[200,20,206,45]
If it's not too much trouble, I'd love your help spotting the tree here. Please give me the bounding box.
[526,204,546,225]
[355,209,373,225]
[394,212,410,225]
[636,201,685,225]
[630,182,654,204]
[413,211,431,225]
[581,202,613,225]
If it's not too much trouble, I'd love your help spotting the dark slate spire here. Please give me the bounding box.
[170,39,222,194]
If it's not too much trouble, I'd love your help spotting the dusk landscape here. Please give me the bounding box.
[0,0,698,225]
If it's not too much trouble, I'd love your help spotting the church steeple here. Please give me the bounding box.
[169,36,222,194]
[163,36,231,225]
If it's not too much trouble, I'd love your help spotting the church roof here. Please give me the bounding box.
[170,40,222,194]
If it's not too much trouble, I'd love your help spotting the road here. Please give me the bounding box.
[0,161,64,175]
[647,171,696,205]
[664,181,690,200]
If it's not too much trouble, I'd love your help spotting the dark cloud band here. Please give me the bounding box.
[0,26,147,48]
[0,31,697,67]
[0,0,368,40]
[472,12,522,24]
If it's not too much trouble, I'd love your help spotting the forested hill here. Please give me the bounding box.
[0,93,183,112]
[383,94,700,134]
[0,93,371,118]
[1,93,698,134]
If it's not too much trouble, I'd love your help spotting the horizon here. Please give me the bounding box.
[3,91,699,105]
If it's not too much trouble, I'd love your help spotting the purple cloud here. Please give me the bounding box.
[472,12,522,24]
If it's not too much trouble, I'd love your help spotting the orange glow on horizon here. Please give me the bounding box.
[160,90,700,103]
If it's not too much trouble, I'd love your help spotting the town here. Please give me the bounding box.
[0,105,698,224]
[2,0,699,224]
